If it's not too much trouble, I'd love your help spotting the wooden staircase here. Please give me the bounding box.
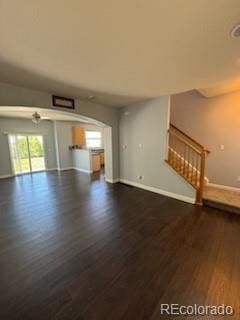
[166,124,210,205]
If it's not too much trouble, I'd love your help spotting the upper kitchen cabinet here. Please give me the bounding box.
[72,127,86,146]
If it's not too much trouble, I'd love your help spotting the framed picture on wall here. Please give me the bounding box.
[52,95,75,109]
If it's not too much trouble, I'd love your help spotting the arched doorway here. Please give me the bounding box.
[0,106,114,182]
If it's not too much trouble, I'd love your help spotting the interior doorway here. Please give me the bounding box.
[8,134,46,175]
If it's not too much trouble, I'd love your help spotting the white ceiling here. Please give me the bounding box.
[197,77,240,97]
[0,1,240,106]
[0,107,105,126]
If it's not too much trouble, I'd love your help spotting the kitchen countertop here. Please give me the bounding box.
[70,146,104,153]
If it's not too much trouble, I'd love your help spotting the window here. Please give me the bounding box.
[86,131,102,148]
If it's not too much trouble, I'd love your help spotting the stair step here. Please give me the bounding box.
[203,199,240,215]
[203,186,240,215]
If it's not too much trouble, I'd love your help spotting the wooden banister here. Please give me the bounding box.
[166,124,210,205]
[170,123,210,154]
[168,130,202,154]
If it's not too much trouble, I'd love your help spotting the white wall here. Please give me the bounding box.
[119,97,196,203]
[104,127,114,182]
[53,121,73,170]
[72,150,92,173]
[171,90,240,188]
[0,117,57,176]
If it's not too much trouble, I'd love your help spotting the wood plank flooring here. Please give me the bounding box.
[0,170,240,319]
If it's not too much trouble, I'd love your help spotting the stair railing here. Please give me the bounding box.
[166,124,210,205]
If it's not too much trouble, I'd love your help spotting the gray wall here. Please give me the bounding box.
[0,82,119,180]
[119,97,196,202]
[171,90,240,188]
[0,117,57,176]
[53,121,73,169]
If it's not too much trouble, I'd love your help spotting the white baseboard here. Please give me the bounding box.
[57,167,94,174]
[119,179,195,204]
[0,174,14,179]
[0,169,57,179]
[207,183,240,193]
[106,178,119,183]
[73,167,93,174]
[57,167,74,171]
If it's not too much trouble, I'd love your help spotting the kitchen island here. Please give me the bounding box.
[72,148,104,173]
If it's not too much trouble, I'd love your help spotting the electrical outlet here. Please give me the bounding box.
[137,175,144,180]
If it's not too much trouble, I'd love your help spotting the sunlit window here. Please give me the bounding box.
[86,131,102,148]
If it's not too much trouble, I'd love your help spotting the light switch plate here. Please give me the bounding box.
[220,144,225,150]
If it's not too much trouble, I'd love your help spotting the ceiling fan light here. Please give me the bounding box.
[231,23,240,38]
[32,112,41,124]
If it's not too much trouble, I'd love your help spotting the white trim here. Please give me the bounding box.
[57,167,74,171]
[0,169,57,179]
[57,167,94,174]
[119,179,195,204]
[0,174,14,179]
[207,183,240,193]
[73,167,93,174]
[106,178,119,183]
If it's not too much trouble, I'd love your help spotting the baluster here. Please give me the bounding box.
[191,148,195,183]
[175,136,178,168]
[196,149,206,205]
[170,133,174,164]
[180,141,184,174]
[179,141,183,172]
[177,140,180,171]
[172,135,175,167]
[187,147,191,180]
[183,144,187,176]
[195,153,199,188]
[168,133,171,163]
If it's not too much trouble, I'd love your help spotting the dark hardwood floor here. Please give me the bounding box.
[0,170,240,320]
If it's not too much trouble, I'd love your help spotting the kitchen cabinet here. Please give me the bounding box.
[72,127,85,146]
[100,152,104,166]
[92,154,101,172]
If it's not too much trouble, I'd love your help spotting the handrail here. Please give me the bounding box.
[166,123,210,205]
[170,123,210,154]
[168,130,202,154]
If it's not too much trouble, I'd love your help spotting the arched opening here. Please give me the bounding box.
[0,106,114,182]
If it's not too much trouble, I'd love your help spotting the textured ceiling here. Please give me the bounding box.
[0,0,240,106]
